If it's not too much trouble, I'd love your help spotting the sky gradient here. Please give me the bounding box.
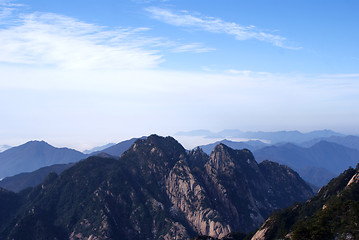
[1,0,358,150]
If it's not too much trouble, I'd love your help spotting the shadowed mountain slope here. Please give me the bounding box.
[0,163,74,192]
[251,164,359,240]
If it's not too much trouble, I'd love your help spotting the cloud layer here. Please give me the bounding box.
[0,11,164,69]
[0,3,214,70]
[146,7,300,49]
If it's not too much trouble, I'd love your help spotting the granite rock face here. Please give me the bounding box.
[0,135,313,239]
[190,144,313,234]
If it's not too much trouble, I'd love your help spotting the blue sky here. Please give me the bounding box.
[0,0,358,149]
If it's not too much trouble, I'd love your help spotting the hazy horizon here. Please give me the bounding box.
[1,128,358,152]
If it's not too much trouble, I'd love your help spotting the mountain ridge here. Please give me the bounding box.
[0,163,75,192]
[176,129,343,144]
[0,140,86,179]
[198,139,268,155]
[253,140,359,186]
[0,135,313,239]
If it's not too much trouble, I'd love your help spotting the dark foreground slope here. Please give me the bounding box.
[0,188,22,230]
[0,135,313,240]
[251,164,359,240]
[0,163,75,192]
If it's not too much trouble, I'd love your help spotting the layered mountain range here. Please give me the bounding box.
[1,133,358,194]
[176,129,343,144]
[254,141,359,186]
[0,135,313,239]
[0,138,142,187]
[199,137,359,187]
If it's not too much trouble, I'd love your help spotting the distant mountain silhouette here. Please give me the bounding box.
[176,129,343,144]
[91,136,146,156]
[254,141,359,186]
[198,139,268,154]
[0,138,145,190]
[0,141,85,179]
[0,163,74,192]
[301,135,359,151]
[83,143,115,154]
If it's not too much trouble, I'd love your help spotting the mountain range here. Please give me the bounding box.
[0,137,144,180]
[83,143,116,154]
[0,135,313,239]
[300,135,359,151]
[197,136,359,187]
[253,141,359,186]
[0,141,85,179]
[176,129,344,144]
[1,133,358,192]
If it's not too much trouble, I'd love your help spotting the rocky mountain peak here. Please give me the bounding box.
[130,134,186,158]
[207,143,257,176]
[188,147,209,168]
[191,146,206,154]
[121,134,188,186]
[17,140,53,151]
[207,143,236,175]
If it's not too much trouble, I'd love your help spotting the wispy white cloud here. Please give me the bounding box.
[224,69,273,77]
[0,6,12,18]
[319,73,359,78]
[171,42,215,53]
[0,0,22,6]
[0,0,22,19]
[146,7,301,50]
[0,11,164,69]
[0,4,215,69]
